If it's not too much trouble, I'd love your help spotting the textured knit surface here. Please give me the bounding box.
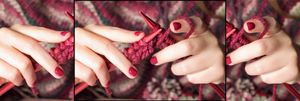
[226,0,300,100]
[0,0,74,100]
[75,1,225,100]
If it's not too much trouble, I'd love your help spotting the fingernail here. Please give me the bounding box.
[247,22,255,30]
[173,22,181,30]
[226,56,232,65]
[128,67,137,77]
[60,31,68,36]
[55,66,64,77]
[134,31,142,36]
[150,56,157,65]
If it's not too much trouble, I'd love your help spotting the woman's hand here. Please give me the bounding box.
[150,16,224,84]
[226,16,299,84]
[74,25,145,87]
[0,24,71,87]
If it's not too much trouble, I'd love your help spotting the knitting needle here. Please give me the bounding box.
[140,11,225,99]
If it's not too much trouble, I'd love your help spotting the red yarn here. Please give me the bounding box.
[122,12,224,100]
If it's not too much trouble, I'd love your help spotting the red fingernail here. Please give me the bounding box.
[60,31,68,36]
[247,22,255,30]
[55,66,64,77]
[173,22,181,30]
[134,31,142,36]
[129,67,137,77]
[226,56,232,65]
[150,56,157,65]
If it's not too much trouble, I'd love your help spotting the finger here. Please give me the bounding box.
[1,28,64,78]
[0,59,24,86]
[245,51,287,76]
[171,49,222,75]
[84,24,145,43]
[10,24,71,43]
[75,28,138,79]
[75,44,110,87]
[186,64,224,84]
[260,65,298,84]
[170,16,207,38]
[243,16,280,38]
[151,36,204,65]
[75,60,97,86]
[226,37,278,65]
[0,44,36,87]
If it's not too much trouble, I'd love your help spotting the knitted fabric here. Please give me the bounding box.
[0,0,74,99]
[75,1,225,100]
[226,0,300,100]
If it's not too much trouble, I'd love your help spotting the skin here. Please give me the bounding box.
[0,24,71,87]
[152,16,225,84]
[227,16,300,84]
[74,26,144,87]
[75,16,225,86]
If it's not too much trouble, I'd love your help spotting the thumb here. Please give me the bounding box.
[169,16,207,38]
[243,16,281,39]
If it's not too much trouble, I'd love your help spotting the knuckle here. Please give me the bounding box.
[256,41,268,54]
[171,65,181,75]
[9,70,22,85]
[83,70,96,81]
[93,59,106,70]
[182,41,194,53]
[245,63,260,75]
[244,66,254,75]
[25,41,39,50]
[18,58,32,70]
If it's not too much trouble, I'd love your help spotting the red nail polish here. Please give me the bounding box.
[226,56,232,65]
[247,22,255,30]
[173,22,181,30]
[55,66,64,77]
[60,31,68,36]
[134,31,142,36]
[129,67,137,77]
[150,56,157,65]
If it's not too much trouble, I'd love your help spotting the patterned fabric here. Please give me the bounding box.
[75,1,225,100]
[226,0,300,100]
[0,0,74,99]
